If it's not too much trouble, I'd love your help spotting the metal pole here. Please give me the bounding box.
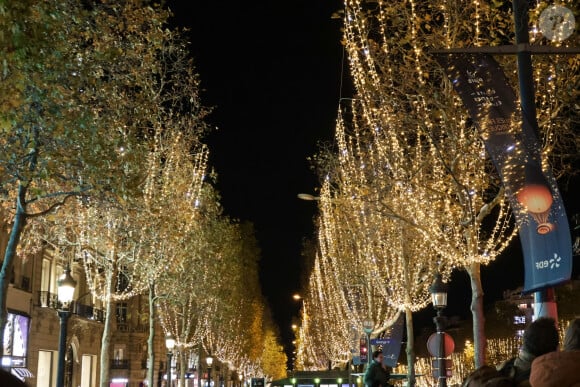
[512,0,558,324]
[434,311,447,387]
[56,310,70,387]
[512,0,538,135]
[366,333,371,370]
[208,366,212,387]
[167,351,173,387]
[198,346,202,387]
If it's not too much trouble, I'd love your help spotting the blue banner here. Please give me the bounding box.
[381,314,404,368]
[434,53,572,292]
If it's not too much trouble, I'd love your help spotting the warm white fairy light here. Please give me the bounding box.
[154,200,267,378]
[339,0,577,278]
[314,0,578,372]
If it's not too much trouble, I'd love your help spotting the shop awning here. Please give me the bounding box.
[11,367,34,379]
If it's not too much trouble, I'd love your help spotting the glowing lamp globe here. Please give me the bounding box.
[165,334,176,351]
[57,266,77,305]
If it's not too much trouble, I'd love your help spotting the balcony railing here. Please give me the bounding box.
[73,302,106,322]
[110,359,130,369]
[116,322,149,333]
[37,291,105,322]
[38,291,58,309]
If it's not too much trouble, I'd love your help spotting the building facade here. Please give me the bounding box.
[4,246,167,387]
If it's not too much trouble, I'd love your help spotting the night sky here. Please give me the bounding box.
[165,0,579,356]
[166,0,346,350]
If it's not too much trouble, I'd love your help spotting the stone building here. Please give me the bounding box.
[4,246,168,387]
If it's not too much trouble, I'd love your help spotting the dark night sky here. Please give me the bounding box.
[166,1,346,349]
[165,1,579,354]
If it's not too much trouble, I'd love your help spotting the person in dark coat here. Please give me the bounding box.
[461,365,515,387]
[364,350,392,387]
[529,318,580,387]
[496,317,559,386]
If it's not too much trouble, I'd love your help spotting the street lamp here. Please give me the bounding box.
[429,273,448,387]
[362,318,374,369]
[238,373,243,387]
[206,355,214,387]
[297,193,320,201]
[56,265,77,387]
[165,334,176,387]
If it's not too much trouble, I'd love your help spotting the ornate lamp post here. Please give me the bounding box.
[206,355,214,387]
[238,373,243,387]
[165,334,176,387]
[429,274,448,387]
[56,265,77,387]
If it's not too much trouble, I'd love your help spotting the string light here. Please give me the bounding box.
[296,0,577,370]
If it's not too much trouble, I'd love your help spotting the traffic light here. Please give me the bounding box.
[359,337,368,362]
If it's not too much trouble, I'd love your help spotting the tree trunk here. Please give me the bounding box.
[467,262,486,369]
[147,284,156,387]
[0,185,28,354]
[179,351,186,387]
[198,345,202,387]
[99,273,114,387]
[404,308,415,387]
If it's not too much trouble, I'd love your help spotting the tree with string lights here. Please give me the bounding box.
[293,178,400,370]
[155,184,230,385]
[0,0,161,348]
[199,219,287,381]
[313,102,457,382]
[154,188,280,382]
[300,253,361,368]
[338,0,578,369]
[138,134,209,387]
[0,1,215,384]
[317,179,401,361]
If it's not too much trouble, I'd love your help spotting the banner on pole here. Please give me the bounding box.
[381,314,404,368]
[434,53,572,292]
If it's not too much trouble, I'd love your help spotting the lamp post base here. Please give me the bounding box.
[167,352,173,387]
[434,314,447,387]
[56,310,71,387]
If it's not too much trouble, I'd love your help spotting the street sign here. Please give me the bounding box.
[431,359,453,378]
[426,332,455,357]
[370,338,390,345]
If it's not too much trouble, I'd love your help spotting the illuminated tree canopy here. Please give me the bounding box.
[301,0,578,373]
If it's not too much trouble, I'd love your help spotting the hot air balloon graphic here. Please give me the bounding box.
[516,183,554,235]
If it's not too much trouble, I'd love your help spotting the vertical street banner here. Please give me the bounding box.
[434,53,572,292]
[381,313,404,368]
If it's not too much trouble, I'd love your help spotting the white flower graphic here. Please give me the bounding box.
[549,253,561,269]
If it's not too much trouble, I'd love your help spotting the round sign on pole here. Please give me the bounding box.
[426,332,455,357]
